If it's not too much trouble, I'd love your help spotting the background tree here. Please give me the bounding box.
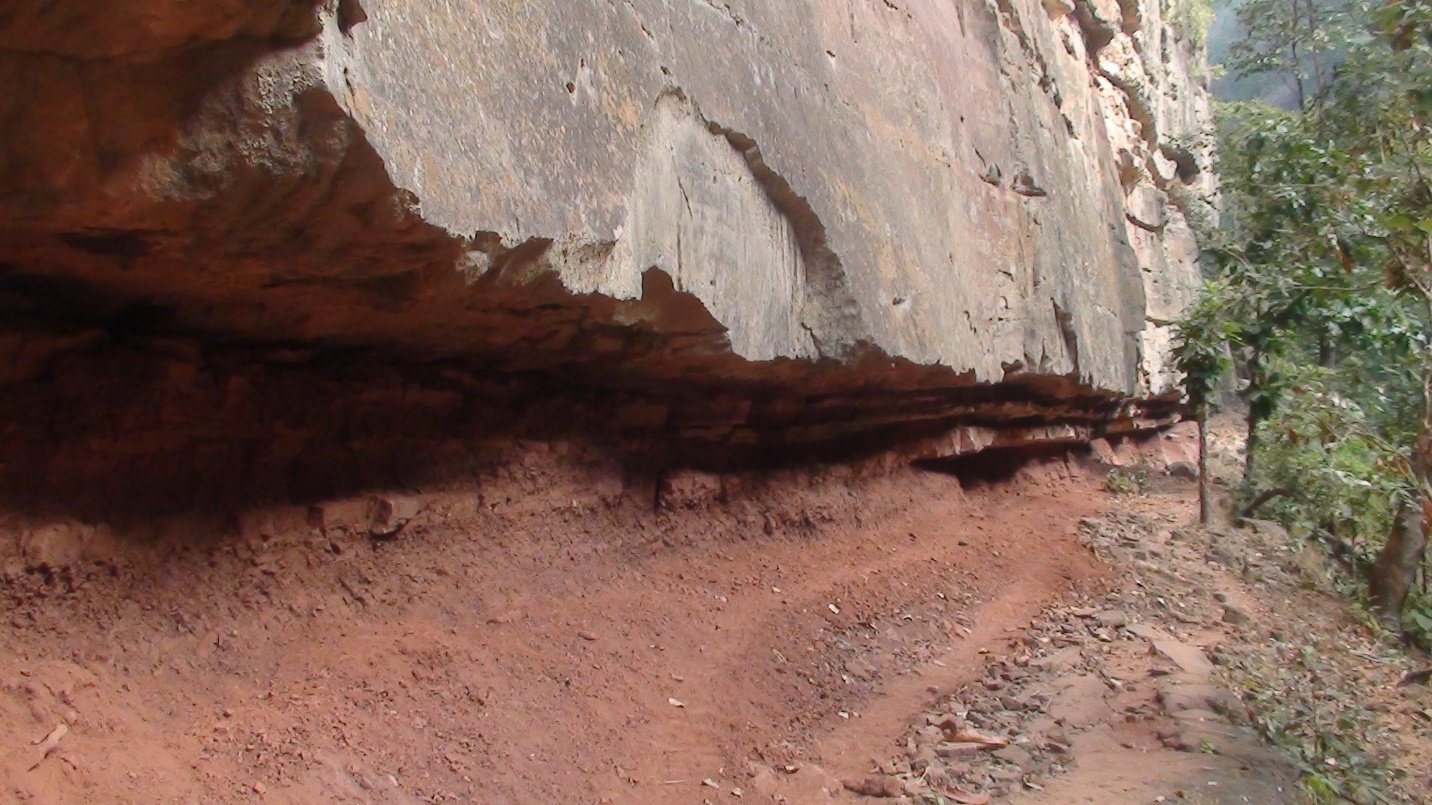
[1226,0,1351,108]
[1182,0,1432,636]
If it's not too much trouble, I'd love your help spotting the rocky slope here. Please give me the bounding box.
[0,0,1216,513]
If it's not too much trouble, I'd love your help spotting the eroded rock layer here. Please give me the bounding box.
[0,0,1216,513]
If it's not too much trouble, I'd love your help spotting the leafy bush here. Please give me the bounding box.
[1176,0,1432,637]
[1235,641,1401,803]
[1171,0,1216,47]
[1250,363,1411,553]
[1403,589,1432,650]
[1103,463,1153,495]
[1176,0,1432,793]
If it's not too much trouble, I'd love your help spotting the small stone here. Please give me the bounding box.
[991,767,1022,783]
[1030,646,1082,672]
[19,522,93,570]
[252,782,267,795]
[1209,547,1239,567]
[367,495,425,539]
[1157,727,1187,750]
[1172,707,1223,723]
[933,714,968,734]
[1221,606,1250,626]
[1094,610,1128,628]
[842,776,904,798]
[1158,683,1238,716]
[1131,623,1174,646]
[1152,640,1215,677]
[993,745,1033,767]
[1168,461,1199,480]
[916,724,945,745]
[911,746,938,774]
[702,778,720,789]
[845,656,878,681]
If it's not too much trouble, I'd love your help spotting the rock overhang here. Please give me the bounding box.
[0,0,1217,511]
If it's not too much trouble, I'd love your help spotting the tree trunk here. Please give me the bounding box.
[1369,372,1432,629]
[1198,413,1214,526]
[1317,334,1338,369]
[1370,504,1427,628]
[1240,487,1291,519]
[1244,351,1272,479]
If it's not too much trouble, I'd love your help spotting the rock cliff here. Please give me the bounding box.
[0,0,1216,512]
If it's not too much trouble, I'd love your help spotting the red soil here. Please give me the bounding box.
[2,445,1110,803]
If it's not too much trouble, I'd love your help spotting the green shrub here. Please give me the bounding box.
[1104,463,1153,495]
[1250,362,1412,557]
[1171,0,1216,47]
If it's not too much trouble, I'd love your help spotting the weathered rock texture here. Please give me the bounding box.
[0,0,1216,513]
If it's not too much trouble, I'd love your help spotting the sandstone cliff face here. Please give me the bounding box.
[0,0,1216,511]
[333,0,1216,389]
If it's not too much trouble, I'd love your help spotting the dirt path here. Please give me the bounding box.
[2,448,1111,803]
[1,431,1356,804]
[754,471,1309,805]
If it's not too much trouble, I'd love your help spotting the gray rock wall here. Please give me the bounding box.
[316,0,1213,393]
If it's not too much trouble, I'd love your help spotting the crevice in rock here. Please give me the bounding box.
[1072,0,1119,54]
[1052,299,1081,372]
[1115,0,1144,35]
[993,0,1063,111]
[1160,143,1202,183]
[913,443,1084,487]
[1125,210,1168,233]
[0,323,1182,519]
[1098,66,1160,147]
[695,0,747,28]
[704,118,866,361]
[336,0,367,34]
